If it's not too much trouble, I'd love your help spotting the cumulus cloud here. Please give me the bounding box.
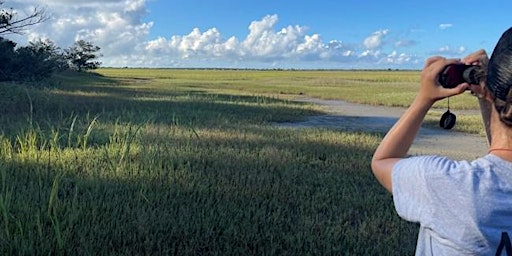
[385,51,415,65]
[143,14,361,65]
[433,45,466,56]
[38,0,121,4]
[7,0,152,57]
[363,29,389,49]
[3,1,419,68]
[394,39,417,48]
[143,15,413,67]
[439,23,453,30]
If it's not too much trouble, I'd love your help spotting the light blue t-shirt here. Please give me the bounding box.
[392,154,512,255]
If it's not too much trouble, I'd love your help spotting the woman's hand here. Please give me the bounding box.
[462,49,492,145]
[462,49,488,66]
[462,49,489,99]
[417,56,469,104]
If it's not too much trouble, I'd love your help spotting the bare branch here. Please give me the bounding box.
[0,4,48,35]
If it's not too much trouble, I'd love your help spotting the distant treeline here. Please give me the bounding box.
[105,67,421,72]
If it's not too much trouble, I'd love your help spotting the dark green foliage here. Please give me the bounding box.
[65,40,102,72]
[0,36,102,82]
[0,37,68,82]
[0,37,16,81]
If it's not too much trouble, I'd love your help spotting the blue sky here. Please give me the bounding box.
[5,0,512,69]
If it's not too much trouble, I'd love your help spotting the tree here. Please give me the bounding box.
[28,39,68,71]
[0,37,69,82]
[0,2,52,81]
[65,40,102,72]
[0,37,16,81]
[14,39,67,80]
[0,1,48,35]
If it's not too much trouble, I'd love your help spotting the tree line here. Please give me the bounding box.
[0,2,101,82]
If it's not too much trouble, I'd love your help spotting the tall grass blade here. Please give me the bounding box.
[82,115,99,149]
[67,114,78,148]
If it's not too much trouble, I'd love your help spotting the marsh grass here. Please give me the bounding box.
[97,69,485,134]
[0,69,469,255]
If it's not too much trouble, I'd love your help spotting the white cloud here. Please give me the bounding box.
[363,29,389,49]
[143,15,399,66]
[439,23,453,30]
[38,0,120,4]
[7,0,152,52]
[435,45,466,56]
[3,1,420,69]
[385,51,414,65]
[144,14,346,64]
[394,39,417,48]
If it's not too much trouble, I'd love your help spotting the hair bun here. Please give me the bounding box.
[496,89,512,126]
[498,106,512,126]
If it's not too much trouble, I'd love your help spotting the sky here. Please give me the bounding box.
[3,0,512,69]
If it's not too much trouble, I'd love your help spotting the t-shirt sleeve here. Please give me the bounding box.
[392,155,455,223]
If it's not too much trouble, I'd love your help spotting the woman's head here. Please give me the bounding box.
[487,27,512,125]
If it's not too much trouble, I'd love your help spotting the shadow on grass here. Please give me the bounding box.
[0,71,322,142]
[0,125,418,255]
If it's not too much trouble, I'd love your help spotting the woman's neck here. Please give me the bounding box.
[488,120,512,161]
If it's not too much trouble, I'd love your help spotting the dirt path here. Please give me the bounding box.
[277,97,489,160]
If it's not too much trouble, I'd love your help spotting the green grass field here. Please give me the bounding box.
[0,69,484,255]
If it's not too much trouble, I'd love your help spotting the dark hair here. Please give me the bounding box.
[488,27,512,125]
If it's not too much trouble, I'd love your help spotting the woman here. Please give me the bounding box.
[371,27,512,255]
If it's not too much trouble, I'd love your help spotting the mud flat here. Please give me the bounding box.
[277,97,488,160]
